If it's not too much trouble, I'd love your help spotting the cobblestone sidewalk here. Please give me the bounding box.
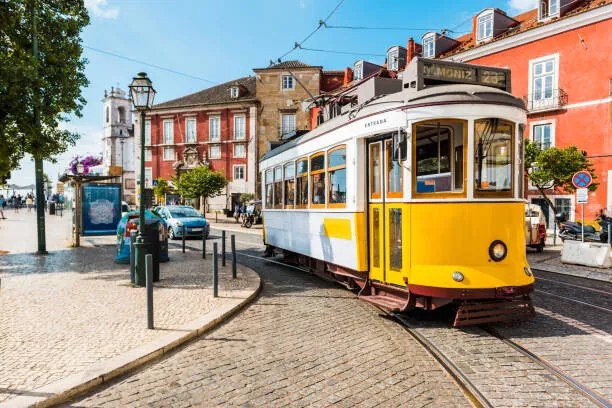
[0,244,260,406]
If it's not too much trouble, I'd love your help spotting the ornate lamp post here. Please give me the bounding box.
[129,72,156,287]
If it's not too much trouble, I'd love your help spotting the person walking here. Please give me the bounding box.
[26,195,33,213]
[0,195,6,219]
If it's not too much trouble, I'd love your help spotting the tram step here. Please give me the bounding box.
[454,299,535,327]
[359,294,406,312]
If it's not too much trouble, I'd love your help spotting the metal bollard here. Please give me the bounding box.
[182,224,186,253]
[231,234,237,279]
[202,229,206,259]
[146,254,154,329]
[212,242,218,298]
[129,231,137,284]
[221,230,226,267]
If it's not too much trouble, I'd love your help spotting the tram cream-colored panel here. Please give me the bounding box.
[263,210,367,272]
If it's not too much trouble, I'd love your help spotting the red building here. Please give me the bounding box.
[139,77,258,211]
[431,0,612,224]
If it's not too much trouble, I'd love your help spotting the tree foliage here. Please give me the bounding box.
[153,177,173,202]
[525,140,597,213]
[0,0,89,177]
[239,193,255,203]
[175,166,227,203]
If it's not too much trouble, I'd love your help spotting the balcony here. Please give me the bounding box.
[523,89,567,114]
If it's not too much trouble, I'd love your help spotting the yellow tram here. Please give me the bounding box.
[259,58,535,326]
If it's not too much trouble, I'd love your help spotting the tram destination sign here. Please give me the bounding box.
[417,59,511,92]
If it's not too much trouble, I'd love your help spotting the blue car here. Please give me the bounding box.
[155,205,210,240]
[115,210,169,264]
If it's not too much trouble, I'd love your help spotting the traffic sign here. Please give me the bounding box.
[572,171,592,188]
[576,187,588,204]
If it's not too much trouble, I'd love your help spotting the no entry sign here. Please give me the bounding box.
[572,171,592,189]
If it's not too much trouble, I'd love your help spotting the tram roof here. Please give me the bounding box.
[261,83,525,162]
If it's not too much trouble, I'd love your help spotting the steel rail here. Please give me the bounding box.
[534,275,612,296]
[387,313,492,408]
[483,326,612,408]
[535,289,612,313]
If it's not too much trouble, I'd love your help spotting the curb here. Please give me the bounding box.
[2,266,262,408]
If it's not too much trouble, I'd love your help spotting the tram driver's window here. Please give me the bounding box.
[474,118,513,196]
[265,170,273,208]
[310,153,325,206]
[296,158,308,207]
[414,121,464,194]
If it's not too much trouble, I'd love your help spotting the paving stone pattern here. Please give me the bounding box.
[68,253,470,408]
[0,246,257,403]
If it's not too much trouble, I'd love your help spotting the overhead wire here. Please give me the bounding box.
[323,23,455,33]
[84,45,217,84]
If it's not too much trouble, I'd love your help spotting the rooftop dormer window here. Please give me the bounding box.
[230,86,239,98]
[354,61,363,81]
[539,0,560,20]
[387,48,399,70]
[422,33,436,58]
[476,11,494,43]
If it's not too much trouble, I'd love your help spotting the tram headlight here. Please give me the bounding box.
[489,240,507,262]
[452,271,464,282]
[524,266,532,277]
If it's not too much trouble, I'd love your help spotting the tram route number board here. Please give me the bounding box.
[572,171,592,188]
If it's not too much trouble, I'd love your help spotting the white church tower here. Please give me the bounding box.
[102,87,136,204]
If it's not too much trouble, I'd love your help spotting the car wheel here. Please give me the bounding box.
[169,227,176,240]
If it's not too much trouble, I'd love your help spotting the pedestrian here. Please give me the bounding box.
[0,195,6,219]
[234,203,241,223]
[26,196,33,212]
[13,195,20,213]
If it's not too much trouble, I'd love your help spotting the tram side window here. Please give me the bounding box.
[296,158,308,207]
[474,118,513,196]
[328,146,346,205]
[274,166,283,208]
[386,140,403,197]
[284,162,295,207]
[310,153,325,206]
[414,120,464,194]
[265,170,273,208]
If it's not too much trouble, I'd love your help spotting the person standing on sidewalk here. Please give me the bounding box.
[0,195,6,219]
[26,195,33,212]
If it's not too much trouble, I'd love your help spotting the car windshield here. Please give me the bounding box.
[170,208,201,218]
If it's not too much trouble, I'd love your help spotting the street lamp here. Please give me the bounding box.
[129,72,156,287]
[74,162,85,247]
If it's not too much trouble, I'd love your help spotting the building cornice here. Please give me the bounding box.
[444,4,612,62]
[147,101,258,117]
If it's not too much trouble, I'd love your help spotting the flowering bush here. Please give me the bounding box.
[68,155,102,175]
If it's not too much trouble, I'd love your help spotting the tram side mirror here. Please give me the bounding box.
[392,130,408,162]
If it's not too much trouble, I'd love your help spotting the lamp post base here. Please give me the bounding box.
[133,234,146,287]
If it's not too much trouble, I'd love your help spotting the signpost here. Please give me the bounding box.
[572,171,592,243]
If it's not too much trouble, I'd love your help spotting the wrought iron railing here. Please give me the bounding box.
[522,88,567,113]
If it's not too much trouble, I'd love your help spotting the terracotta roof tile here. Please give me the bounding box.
[152,76,256,110]
[254,60,321,70]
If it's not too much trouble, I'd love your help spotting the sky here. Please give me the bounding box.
[8,0,538,187]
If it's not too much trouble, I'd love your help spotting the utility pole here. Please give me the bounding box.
[32,0,47,254]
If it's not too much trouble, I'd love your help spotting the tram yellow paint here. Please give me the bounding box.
[323,218,352,240]
[354,212,368,271]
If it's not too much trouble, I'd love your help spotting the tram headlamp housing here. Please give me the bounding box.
[489,240,507,262]
[452,271,464,282]
[524,266,532,277]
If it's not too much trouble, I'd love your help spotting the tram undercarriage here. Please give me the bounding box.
[277,248,535,327]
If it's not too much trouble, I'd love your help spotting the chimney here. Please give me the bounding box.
[407,37,416,63]
[343,67,353,86]
[472,16,478,38]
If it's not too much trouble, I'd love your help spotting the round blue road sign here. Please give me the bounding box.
[572,171,592,188]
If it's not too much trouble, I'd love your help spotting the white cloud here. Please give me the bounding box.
[85,0,119,19]
[508,0,538,13]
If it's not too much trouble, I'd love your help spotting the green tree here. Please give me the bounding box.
[239,193,255,204]
[152,177,172,204]
[0,0,89,170]
[525,140,597,214]
[175,166,227,212]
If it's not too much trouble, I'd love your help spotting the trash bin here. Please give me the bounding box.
[49,202,56,215]
[143,220,161,282]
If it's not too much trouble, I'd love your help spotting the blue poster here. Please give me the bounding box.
[82,183,121,235]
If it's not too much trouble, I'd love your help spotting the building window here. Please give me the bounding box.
[422,34,435,58]
[265,170,273,208]
[209,145,221,159]
[388,48,399,70]
[234,115,246,140]
[296,158,308,207]
[310,153,325,206]
[233,165,245,180]
[532,123,553,150]
[163,120,173,144]
[118,107,126,124]
[539,0,560,20]
[274,166,283,208]
[327,146,346,206]
[555,197,571,221]
[186,118,197,143]
[163,147,174,161]
[209,115,220,141]
[284,162,295,207]
[531,57,556,103]
[144,168,152,188]
[281,75,294,90]
[144,148,152,162]
[105,107,109,123]
[280,113,296,137]
[144,120,151,145]
[477,11,493,42]
[353,61,363,81]
[230,86,239,98]
[233,143,246,158]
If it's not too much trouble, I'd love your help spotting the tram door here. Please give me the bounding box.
[367,138,405,286]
